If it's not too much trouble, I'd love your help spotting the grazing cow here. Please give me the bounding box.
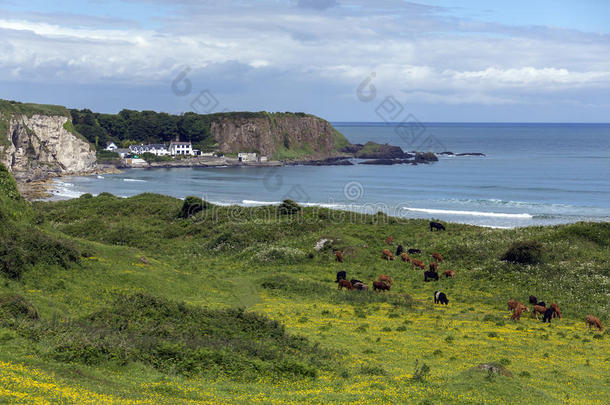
[382,249,395,261]
[550,303,562,319]
[586,315,604,332]
[408,248,422,254]
[385,236,394,245]
[430,221,446,231]
[412,259,426,270]
[396,245,404,256]
[350,279,362,286]
[335,250,344,263]
[529,296,538,305]
[400,253,411,262]
[353,282,369,291]
[532,305,547,320]
[511,304,528,321]
[424,270,439,282]
[507,299,520,311]
[442,270,455,278]
[338,279,353,290]
[429,262,439,272]
[336,271,347,283]
[434,291,449,305]
[378,275,393,285]
[373,281,390,291]
[432,253,443,262]
[542,307,556,323]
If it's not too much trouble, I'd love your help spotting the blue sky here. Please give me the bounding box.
[1,0,609,122]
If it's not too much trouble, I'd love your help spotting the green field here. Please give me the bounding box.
[1,165,609,404]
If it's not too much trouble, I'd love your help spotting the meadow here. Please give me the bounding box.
[1,165,609,404]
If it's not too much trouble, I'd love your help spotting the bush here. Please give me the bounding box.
[253,246,307,263]
[46,293,332,380]
[500,240,544,265]
[278,199,301,216]
[179,196,210,218]
[0,294,39,320]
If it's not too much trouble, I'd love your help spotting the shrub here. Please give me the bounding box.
[278,199,301,216]
[0,294,39,320]
[179,196,210,218]
[412,360,430,382]
[500,240,543,265]
[47,293,332,380]
[253,246,307,263]
[359,365,386,376]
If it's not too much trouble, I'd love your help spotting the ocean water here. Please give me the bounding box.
[50,123,610,228]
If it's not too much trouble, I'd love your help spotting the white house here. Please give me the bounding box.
[105,142,118,151]
[130,144,170,157]
[170,141,194,156]
[238,152,257,162]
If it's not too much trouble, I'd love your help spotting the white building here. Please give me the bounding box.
[238,152,258,162]
[169,141,194,156]
[105,142,118,151]
[130,144,170,157]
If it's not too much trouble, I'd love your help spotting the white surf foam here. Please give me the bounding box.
[123,178,146,182]
[402,207,533,219]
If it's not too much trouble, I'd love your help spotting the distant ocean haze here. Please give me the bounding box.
[50,123,610,228]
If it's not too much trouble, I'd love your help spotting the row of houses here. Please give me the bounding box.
[106,141,197,157]
[106,142,268,162]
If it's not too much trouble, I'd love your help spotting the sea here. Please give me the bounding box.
[49,123,610,228]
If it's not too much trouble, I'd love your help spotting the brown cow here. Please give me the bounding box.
[400,253,411,262]
[377,275,393,285]
[381,249,395,261]
[432,252,443,262]
[429,262,439,272]
[411,259,426,270]
[338,279,353,290]
[532,305,546,320]
[335,250,343,263]
[511,303,529,320]
[442,270,455,278]
[373,281,390,291]
[507,299,519,311]
[550,303,562,319]
[385,236,394,245]
[586,315,603,332]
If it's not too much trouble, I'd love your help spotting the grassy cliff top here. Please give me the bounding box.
[0,99,71,118]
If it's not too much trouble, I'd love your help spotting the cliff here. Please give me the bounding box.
[210,113,350,160]
[0,100,96,181]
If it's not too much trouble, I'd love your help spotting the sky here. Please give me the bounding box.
[1,0,609,122]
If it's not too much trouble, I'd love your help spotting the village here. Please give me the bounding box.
[104,141,271,167]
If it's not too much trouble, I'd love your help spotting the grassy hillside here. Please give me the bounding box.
[0,170,608,403]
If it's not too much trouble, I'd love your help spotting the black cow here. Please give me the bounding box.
[408,248,421,254]
[424,270,439,282]
[396,245,404,256]
[537,301,546,308]
[529,296,538,305]
[434,291,449,305]
[430,221,446,231]
[350,279,362,286]
[336,271,347,283]
[542,307,556,323]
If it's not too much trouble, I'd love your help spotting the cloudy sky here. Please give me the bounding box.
[1,0,609,122]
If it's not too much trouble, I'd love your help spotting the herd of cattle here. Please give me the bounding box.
[332,221,605,332]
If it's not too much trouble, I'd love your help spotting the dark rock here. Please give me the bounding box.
[359,159,417,165]
[456,152,486,157]
[287,157,353,166]
[354,142,406,159]
[414,152,439,163]
[439,151,455,155]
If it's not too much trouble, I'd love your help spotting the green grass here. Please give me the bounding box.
[0,169,608,403]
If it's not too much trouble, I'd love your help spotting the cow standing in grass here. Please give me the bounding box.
[336,271,347,283]
[432,253,443,262]
[382,249,395,261]
[396,245,404,256]
[434,291,449,305]
[430,221,446,231]
[338,279,353,290]
[400,253,411,262]
[511,303,528,320]
[442,270,455,278]
[586,315,604,332]
[373,281,390,291]
[335,250,343,263]
[385,236,394,245]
